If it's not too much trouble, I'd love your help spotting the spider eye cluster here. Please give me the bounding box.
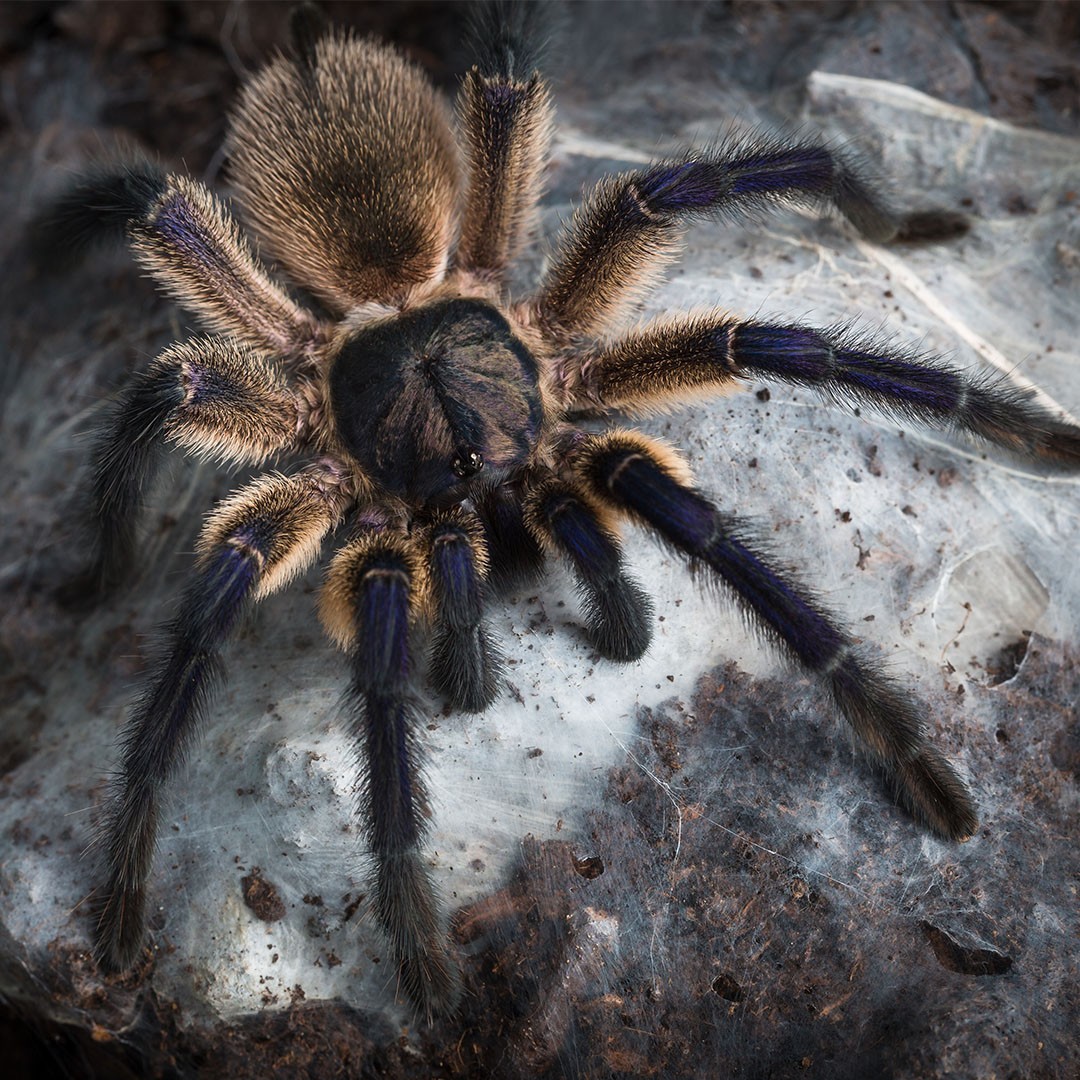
[328,298,542,504]
[451,449,484,478]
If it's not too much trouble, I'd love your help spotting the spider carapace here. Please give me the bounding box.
[328,297,544,503]
[38,2,1080,1015]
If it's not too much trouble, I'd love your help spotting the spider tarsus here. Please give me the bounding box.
[94,883,146,973]
[373,849,462,1018]
[1042,423,1080,464]
[399,949,463,1021]
[430,624,503,712]
[94,777,163,973]
[831,659,978,840]
[829,161,899,244]
[888,746,979,842]
[827,655,924,762]
[582,575,653,663]
[893,209,971,244]
[385,855,462,1017]
[944,369,1080,467]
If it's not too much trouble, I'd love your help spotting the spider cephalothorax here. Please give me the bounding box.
[39,2,1080,1016]
[329,297,546,503]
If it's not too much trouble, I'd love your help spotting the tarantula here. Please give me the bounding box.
[41,3,1079,1016]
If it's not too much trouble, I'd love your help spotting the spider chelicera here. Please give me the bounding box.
[39,2,1079,1015]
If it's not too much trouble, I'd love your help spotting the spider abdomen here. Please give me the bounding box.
[227,30,459,311]
[328,298,543,504]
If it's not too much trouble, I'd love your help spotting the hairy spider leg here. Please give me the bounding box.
[523,475,653,661]
[422,509,504,712]
[533,134,968,341]
[80,337,300,591]
[575,315,1080,464]
[38,167,324,598]
[96,467,349,969]
[472,481,546,594]
[37,165,323,358]
[321,530,460,1017]
[574,431,979,841]
[96,543,256,968]
[454,1,554,277]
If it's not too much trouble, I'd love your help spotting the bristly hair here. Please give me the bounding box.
[464,0,559,80]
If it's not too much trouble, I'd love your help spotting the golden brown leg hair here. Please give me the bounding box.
[532,133,968,343]
[79,336,306,593]
[129,174,326,359]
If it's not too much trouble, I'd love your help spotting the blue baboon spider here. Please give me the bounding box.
[36,2,1080,1016]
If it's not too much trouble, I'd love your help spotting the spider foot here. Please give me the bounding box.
[376,851,462,1019]
[397,945,463,1022]
[94,880,148,974]
[582,574,653,662]
[888,746,980,842]
[430,623,503,712]
[893,209,971,243]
